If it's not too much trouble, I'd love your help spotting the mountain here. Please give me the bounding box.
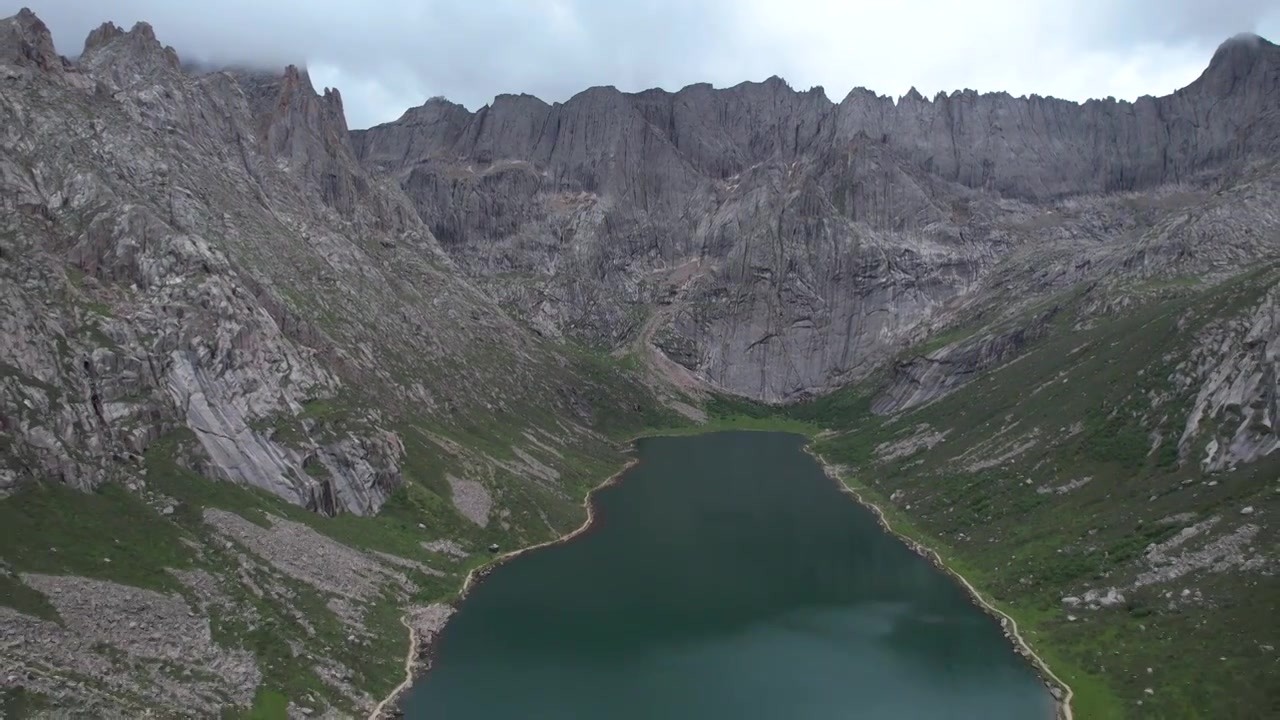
[0,9,681,716]
[1,7,1276,718]
[352,33,1279,401]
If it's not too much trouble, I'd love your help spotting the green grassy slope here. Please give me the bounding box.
[790,268,1280,719]
[0,347,691,716]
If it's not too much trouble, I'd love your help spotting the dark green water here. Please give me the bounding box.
[403,431,1052,719]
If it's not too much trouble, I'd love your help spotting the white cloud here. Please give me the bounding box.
[10,0,1280,128]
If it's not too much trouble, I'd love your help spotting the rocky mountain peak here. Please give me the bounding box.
[277,64,348,129]
[77,17,180,85]
[129,20,159,42]
[350,96,475,169]
[413,94,470,114]
[379,95,473,135]
[237,64,350,145]
[1216,31,1270,55]
[113,21,175,61]
[232,63,418,230]
[323,85,343,113]
[1192,31,1278,95]
[82,21,125,54]
[1,7,64,74]
[281,63,315,94]
[842,85,886,103]
[487,91,553,118]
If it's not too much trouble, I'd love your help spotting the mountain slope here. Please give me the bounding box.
[0,6,1276,719]
[0,10,681,717]
[794,264,1278,718]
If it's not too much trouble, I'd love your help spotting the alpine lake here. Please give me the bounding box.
[402,431,1053,719]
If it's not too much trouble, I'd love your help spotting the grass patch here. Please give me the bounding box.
[0,481,193,593]
[208,565,353,715]
[244,687,289,719]
[629,390,821,438]
[635,413,817,438]
[0,687,51,717]
[0,572,59,621]
[567,348,693,438]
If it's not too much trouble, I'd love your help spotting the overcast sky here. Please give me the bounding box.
[11,0,1280,129]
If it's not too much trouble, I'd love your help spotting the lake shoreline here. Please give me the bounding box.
[803,444,1075,720]
[366,606,453,720]
[371,428,1071,719]
[368,453,642,720]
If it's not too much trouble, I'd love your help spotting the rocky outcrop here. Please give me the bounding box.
[873,306,1061,414]
[0,8,67,76]
[164,350,402,516]
[77,21,181,88]
[232,65,418,232]
[1178,285,1279,470]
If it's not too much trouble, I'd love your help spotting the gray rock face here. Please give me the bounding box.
[872,306,1061,414]
[0,18,402,512]
[0,12,640,513]
[352,36,1280,402]
[1178,285,1279,471]
[77,20,181,87]
[831,33,1279,200]
[233,65,416,231]
[0,8,66,75]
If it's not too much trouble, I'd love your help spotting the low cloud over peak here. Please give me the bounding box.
[12,0,1280,129]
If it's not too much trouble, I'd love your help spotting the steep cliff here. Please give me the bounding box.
[831,33,1279,199]
[352,34,1280,401]
[0,15,670,514]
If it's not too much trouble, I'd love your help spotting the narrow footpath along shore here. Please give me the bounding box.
[804,445,1075,720]
[368,455,641,720]
[367,607,452,720]
[367,615,417,720]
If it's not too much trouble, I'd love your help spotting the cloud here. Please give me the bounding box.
[11,0,1280,129]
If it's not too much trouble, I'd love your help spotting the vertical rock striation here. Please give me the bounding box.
[352,34,1279,401]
